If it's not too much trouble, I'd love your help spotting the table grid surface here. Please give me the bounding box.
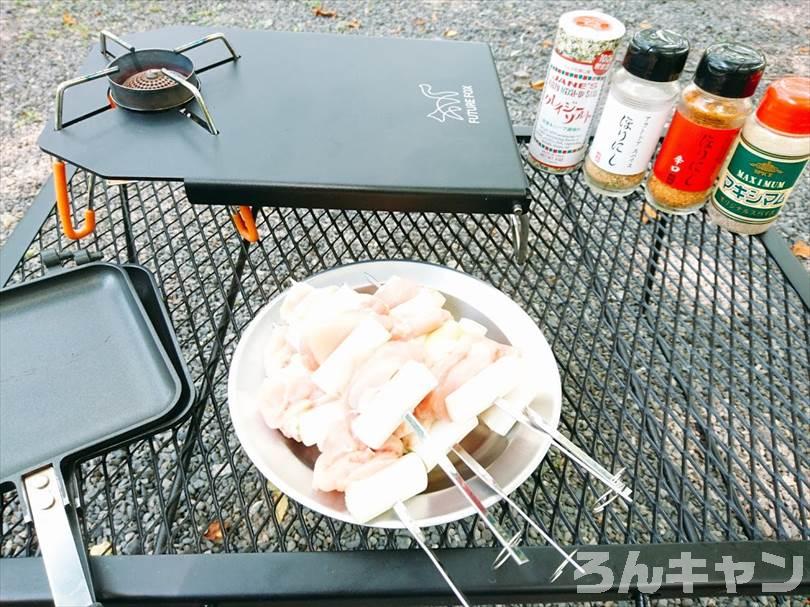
[1,146,807,565]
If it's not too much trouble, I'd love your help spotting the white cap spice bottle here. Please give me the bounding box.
[583,29,690,197]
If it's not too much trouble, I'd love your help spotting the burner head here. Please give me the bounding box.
[108,48,199,111]
[122,68,179,91]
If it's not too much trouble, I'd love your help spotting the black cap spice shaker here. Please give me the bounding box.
[585,28,690,197]
[645,43,766,214]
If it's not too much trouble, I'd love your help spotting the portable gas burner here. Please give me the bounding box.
[40,26,530,255]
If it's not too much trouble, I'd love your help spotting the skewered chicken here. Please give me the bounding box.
[259,275,536,521]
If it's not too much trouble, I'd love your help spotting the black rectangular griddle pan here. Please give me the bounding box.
[71,263,196,459]
[0,263,182,606]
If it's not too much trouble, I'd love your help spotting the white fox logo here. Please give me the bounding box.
[419,84,464,123]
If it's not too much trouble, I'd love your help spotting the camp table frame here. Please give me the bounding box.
[1,129,808,605]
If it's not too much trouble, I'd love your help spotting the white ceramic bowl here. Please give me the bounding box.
[228,260,561,528]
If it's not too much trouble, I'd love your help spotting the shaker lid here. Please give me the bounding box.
[559,10,625,42]
[756,77,810,135]
[622,28,690,82]
[694,43,766,98]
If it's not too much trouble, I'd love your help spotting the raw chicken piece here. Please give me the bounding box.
[415,338,502,422]
[316,414,365,455]
[312,420,405,492]
[445,356,522,421]
[279,397,315,441]
[376,434,405,457]
[330,285,389,316]
[390,288,451,340]
[299,400,346,447]
[311,318,391,395]
[313,449,376,492]
[347,340,424,410]
[373,275,420,308]
[351,361,437,449]
[263,325,294,376]
[258,361,323,431]
[279,282,320,321]
[300,310,393,366]
[341,435,405,487]
[284,284,387,327]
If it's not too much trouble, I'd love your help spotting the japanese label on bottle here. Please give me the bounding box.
[588,93,672,175]
[711,134,809,224]
[652,111,740,192]
[528,49,614,169]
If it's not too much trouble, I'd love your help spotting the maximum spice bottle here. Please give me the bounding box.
[708,77,810,234]
[645,43,766,214]
[584,28,690,197]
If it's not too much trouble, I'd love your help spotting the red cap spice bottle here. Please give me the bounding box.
[708,77,810,234]
[645,43,766,214]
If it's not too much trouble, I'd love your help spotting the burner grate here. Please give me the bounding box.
[122,69,178,91]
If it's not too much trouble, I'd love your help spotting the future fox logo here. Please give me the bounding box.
[419,84,464,123]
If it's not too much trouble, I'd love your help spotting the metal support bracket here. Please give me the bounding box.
[231,205,259,242]
[511,203,530,263]
[99,30,135,58]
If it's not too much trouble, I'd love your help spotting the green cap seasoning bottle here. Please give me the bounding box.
[708,77,810,234]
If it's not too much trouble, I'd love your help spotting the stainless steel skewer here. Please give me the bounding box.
[393,502,470,607]
[404,414,529,566]
[450,444,583,578]
[496,402,632,510]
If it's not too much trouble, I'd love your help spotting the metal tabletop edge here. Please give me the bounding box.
[1,541,807,606]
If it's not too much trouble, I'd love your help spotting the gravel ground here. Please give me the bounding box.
[0,0,808,249]
[0,3,808,606]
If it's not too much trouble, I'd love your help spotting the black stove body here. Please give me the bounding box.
[40,26,530,251]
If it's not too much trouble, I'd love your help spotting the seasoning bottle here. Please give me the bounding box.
[708,77,810,234]
[527,10,625,174]
[645,43,766,214]
[583,29,690,197]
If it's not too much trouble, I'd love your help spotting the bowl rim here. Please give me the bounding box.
[228,260,562,529]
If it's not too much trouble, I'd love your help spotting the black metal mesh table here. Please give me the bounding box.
[1,137,808,605]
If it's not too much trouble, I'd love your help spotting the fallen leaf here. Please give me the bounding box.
[89,540,112,556]
[413,17,426,27]
[62,11,77,26]
[203,519,229,542]
[641,203,658,224]
[312,5,337,18]
[638,20,653,29]
[346,18,361,29]
[274,495,289,522]
[791,239,810,259]
[529,79,545,90]
[443,28,458,38]
[542,39,553,49]
[798,47,810,54]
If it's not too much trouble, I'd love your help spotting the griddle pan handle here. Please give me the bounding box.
[54,160,96,240]
[23,467,101,606]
